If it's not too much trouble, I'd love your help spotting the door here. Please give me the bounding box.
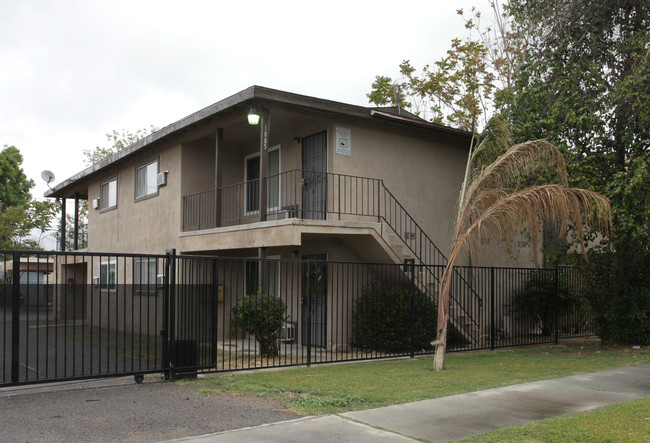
[301,131,327,220]
[301,254,327,348]
[245,155,260,215]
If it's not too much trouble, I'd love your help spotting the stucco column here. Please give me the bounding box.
[214,128,224,227]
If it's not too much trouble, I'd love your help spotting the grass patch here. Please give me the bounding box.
[187,339,649,415]
[458,396,650,442]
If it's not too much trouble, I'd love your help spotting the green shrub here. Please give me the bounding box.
[231,289,288,357]
[512,269,583,336]
[351,282,437,353]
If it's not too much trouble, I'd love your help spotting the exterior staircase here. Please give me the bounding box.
[378,186,483,344]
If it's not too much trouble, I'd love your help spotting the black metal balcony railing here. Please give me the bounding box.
[182,169,483,339]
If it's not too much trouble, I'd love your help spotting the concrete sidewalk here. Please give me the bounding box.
[169,363,649,443]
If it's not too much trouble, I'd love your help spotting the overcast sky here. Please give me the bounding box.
[1,0,482,203]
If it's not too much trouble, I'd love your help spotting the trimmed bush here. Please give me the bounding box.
[351,282,437,353]
[231,289,287,357]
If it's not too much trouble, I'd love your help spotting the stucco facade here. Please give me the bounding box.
[45,87,536,348]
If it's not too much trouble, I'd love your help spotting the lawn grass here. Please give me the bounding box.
[458,396,650,442]
[187,339,649,415]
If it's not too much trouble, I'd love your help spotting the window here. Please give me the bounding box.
[267,147,281,210]
[245,155,260,215]
[244,259,280,297]
[100,261,116,291]
[134,258,157,293]
[100,178,117,211]
[135,160,158,200]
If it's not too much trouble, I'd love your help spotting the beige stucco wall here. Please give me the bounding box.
[87,142,182,254]
[84,103,533,268]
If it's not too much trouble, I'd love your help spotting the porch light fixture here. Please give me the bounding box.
[247,106,260,125]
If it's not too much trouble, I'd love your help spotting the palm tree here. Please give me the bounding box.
[433,120,611,371]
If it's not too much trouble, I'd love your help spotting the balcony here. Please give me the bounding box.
[182,169,383,231]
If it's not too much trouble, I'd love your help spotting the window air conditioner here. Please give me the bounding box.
[276,205,297,220]
[156,274,165,287]
[92,276,100,286]
[92,198,100,210]
[280,322,296,343]
[157,171,168,187]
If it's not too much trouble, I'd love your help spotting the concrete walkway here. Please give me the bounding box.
[168,363,650,443]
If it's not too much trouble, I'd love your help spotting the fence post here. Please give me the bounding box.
[306,259,312,367]
[404,259,415,358]
[490,267,495,351]
[162,248,176,380]
[11,254,20,384]
[211,258,219,367]
[554,267,559,345]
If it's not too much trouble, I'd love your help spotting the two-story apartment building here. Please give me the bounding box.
[45,86,530,350]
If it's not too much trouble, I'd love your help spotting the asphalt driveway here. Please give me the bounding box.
[0,376,297,442]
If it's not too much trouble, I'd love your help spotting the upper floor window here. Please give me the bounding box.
[135,160,158,200]
[100,178,117,211]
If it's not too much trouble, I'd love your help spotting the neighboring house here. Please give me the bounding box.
[0,257,53,306]
[44,86,532,348]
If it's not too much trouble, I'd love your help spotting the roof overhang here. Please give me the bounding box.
[45,85,472,199]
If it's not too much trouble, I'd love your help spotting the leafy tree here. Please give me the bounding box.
[0,145,33,211]
[368,38,494,131]
[0,145,57,249]
[83,127,158,166]
[368,2,520,131]
[501,0,650,342]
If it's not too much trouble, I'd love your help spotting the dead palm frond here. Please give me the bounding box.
[434,133,611,371]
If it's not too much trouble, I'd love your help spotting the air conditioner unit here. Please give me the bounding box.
[92,198,100,210]
[276,205,297,220]
[156,274,165,287]
[280,322,296,343]
[157,171,168,187]
[92,276,100,286]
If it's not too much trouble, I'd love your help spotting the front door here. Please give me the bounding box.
[301,254,327,348]
[301,131,327,220]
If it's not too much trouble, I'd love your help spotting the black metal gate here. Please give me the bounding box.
[0,250,217,387]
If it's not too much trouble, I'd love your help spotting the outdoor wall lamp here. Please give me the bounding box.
[247,106,261,125]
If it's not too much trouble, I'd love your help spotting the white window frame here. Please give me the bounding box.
[100,260,117,291]
[100,178,117,212]
[135,159,159,201]
[267,146,281,212]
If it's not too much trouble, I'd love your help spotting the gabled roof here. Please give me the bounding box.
[45,85,471,199]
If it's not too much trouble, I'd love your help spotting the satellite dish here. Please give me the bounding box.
[41,170,55,189]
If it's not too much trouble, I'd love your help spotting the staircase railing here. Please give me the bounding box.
[182,169,482,336]
[379,185,483,338]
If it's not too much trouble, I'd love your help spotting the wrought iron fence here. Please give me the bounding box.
[1,250,596,387]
